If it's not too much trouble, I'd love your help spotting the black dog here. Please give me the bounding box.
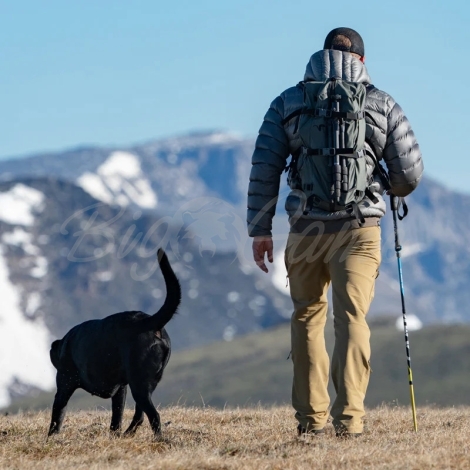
[48,249,181,437]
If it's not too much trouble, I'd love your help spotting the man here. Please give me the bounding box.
[247,27,423,437]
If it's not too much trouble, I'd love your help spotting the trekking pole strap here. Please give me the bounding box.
[391,194,409,220]
[397,198,409,220]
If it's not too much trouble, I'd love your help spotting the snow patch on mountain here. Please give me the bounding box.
[0,184,45,226]
[92,270,114,282]
[0,245,55,407]
[2,228,48,279]
[395,314,423,331]
[143,131,244,154]
[2,227,37,249]
[25,292,42,316]
[272,250,290,296]
[76,173,114,204]
[204,131,243,145]
[401,243,425,258]
[30,256,48,278]
[78,151,157,209]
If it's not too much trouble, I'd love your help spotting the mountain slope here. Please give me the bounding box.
[0,177,291,407]
[5,320,470,413]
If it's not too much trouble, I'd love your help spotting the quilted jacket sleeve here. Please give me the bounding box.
[382,100,424,197]
[247,96,290,237]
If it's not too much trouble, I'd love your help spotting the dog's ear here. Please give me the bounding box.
[50,340,62,369]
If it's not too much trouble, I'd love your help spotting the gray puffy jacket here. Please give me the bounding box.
[247,49,424,237]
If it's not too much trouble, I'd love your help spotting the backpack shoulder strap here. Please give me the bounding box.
[363,84,391,190]
[283,80,368,126]
[281,81,306,126]
[281,108,305,126]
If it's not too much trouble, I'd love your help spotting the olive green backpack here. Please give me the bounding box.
[283,78,375,222]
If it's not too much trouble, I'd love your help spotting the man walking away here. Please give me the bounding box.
[247,28,423,437]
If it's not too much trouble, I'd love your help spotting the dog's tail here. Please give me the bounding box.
[142,248,181,331]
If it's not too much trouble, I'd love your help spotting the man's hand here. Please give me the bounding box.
[252,236,274,273]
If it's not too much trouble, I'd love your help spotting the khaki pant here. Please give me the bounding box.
[285,226,381,434]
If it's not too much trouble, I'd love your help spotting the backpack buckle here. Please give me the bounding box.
[315,109,332,118]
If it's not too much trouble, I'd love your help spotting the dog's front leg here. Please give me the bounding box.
[110,385,127,435]
[48,377,76,437]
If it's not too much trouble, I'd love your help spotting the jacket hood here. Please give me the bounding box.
[304,49,371,84]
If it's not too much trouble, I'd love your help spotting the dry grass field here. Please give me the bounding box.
[1,406,469,469]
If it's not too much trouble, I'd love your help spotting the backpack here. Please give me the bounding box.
[283,78,375,223]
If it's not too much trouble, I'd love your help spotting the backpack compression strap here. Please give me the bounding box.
[283,147,365,175]
[300,147,365,158]
[281,108,365,126]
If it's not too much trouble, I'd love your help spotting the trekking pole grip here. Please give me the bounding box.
[390,194,402,253]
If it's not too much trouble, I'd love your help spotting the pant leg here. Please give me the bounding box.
[328,226,381,434]
[286,232,331,430]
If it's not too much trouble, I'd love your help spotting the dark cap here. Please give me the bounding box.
[324,27,365,57]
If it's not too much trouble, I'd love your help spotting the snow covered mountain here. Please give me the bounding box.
[1,130,470,405]
[0,131,252,214]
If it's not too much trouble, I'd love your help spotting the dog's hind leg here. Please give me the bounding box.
[123,404,144,436]
[129,386,161,437]
[48,376,77,437]
[110,385,127,435]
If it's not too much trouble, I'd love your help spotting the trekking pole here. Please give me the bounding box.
[391,194,418,432]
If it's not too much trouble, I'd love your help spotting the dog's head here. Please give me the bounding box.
[50,340,62,369]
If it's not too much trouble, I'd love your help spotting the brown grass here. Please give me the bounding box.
[0,406,469,469]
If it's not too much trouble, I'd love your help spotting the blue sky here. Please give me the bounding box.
[1,0,469,192]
